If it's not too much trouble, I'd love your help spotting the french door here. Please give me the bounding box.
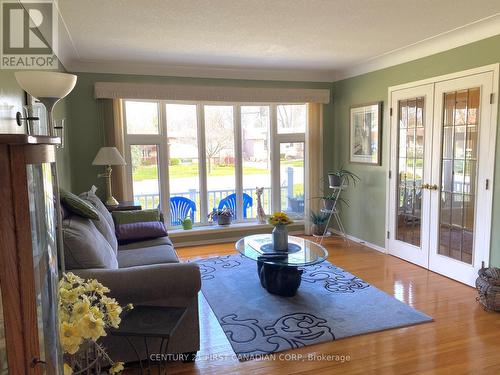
[388,67,498,286]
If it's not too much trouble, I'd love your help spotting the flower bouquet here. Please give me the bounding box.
[268,212,293,251]
[59,272,132,374]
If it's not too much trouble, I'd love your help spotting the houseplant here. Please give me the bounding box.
[310,211,329,236]
[321,194,350,211]
[268,212,293,251]
[328,168,360,187]
[59,272,132,374]
[208,207,233,225]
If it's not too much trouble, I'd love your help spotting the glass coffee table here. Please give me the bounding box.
[235,234,328,297]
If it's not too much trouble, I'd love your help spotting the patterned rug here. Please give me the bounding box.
[196,254,433,359]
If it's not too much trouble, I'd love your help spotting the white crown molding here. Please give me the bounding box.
[64,59,337,83]
[333,13,500,81]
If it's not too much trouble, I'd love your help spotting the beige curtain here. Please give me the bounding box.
[99,98,130,201]
[304,103,324,235]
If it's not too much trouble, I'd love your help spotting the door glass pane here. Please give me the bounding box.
[166,104,200,225]
[280,142,304,219]
[27,163,62,373]
[277,104,306,134]
[131,145,160,209]
[125,101,159,134]
[396,97,424,246]
[241,106,271,219]
[204,106,236,218]
[438,88,480,264]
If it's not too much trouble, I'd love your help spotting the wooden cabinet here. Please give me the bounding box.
[0,135,63,374]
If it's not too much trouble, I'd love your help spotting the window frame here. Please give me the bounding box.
[123,99,306,228]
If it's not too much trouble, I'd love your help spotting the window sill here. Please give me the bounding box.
[169,221,305,246]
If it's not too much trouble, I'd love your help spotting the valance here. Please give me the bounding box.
[94,82,330,104]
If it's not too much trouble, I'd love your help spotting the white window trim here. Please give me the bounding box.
[123,100,307,228]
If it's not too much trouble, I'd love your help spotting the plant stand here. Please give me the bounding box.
[316,178,349,246]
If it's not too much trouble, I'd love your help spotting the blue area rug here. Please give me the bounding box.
[196,254,433,359]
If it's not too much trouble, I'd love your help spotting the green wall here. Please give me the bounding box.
[66,73,333,197]
[330,34,500,266]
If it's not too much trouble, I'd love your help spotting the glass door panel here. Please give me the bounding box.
[438,88,480,264]
[166,104,200,224]
[396,97,425,246]
[27,163,62,373]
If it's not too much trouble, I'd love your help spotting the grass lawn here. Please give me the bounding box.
[133,163,274,181]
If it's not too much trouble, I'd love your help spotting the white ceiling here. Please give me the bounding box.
[54,0,500,81]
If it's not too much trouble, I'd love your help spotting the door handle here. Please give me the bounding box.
[430,184,439,190]
[421,183,430,189]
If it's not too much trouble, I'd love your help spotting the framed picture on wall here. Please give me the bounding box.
[349,102,382,165]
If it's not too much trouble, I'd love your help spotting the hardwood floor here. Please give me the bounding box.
[138,237,500,374]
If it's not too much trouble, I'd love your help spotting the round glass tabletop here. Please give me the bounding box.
[235,234,328,267]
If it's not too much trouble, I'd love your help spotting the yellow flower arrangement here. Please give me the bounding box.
[58,272,132,374]
[268,212,293,226]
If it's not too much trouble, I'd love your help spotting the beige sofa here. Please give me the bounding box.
[62,190,201,363]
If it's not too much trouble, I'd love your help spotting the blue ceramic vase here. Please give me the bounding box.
[272,224,288,251]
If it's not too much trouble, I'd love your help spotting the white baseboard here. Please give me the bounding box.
[330,229,387,254]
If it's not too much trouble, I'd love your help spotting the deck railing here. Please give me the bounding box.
[133,187,273,220]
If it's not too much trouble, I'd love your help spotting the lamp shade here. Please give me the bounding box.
[15,71,77,99]
[92,147,126,166]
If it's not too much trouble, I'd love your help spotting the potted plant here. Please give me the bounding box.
[208,207,233,226]
[310,211,329,236]
[321,194,350,211]
[268,212,293,251]
[328,168,360,187]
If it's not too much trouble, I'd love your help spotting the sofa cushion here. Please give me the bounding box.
[118,236,173,251]
[60,189,99,220]
[92,208,118,254]
[79,188,118,253]
[63,216,118,270]
[80,186,115,231]
[117,246,179,268]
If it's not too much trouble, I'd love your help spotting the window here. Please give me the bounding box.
[124,100,307,227]
[166,104,201,223]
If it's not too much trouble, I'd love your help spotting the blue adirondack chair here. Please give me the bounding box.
[170,196,196,226]
[218,193,253,219]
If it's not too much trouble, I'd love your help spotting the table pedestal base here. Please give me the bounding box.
[257,261,303,297]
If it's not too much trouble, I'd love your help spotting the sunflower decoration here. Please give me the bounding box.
[268,212,293,226]
[58,272,132,374]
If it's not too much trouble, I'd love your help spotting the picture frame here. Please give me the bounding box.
[349,101,382,165]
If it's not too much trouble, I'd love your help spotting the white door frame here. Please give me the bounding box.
[385,64,499,284]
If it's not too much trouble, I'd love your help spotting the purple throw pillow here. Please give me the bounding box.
[115,221,168,244]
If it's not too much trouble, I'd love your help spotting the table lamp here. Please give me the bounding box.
[92,147,126,205]
[15,71,77,137]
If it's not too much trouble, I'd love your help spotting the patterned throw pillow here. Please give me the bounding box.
[60,189,100,220]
